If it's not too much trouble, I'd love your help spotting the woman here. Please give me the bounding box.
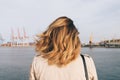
[29,16,98,80]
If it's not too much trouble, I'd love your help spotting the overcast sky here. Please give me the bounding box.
[0,0,120,43]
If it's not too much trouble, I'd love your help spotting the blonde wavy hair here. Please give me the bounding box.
[36,16,81,67]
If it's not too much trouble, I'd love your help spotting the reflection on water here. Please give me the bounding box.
[0,47,120,80]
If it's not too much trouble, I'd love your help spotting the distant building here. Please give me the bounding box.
[99,39,120,48]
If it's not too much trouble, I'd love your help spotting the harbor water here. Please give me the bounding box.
[0,47,120,80]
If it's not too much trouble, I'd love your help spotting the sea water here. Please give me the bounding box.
[0,47,120,80]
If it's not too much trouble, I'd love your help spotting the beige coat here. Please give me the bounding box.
[29,54,98,80]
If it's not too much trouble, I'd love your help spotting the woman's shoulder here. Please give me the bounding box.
[81,54,94,64]
[32,55,47,65]
[81,54,91,58]
[34,55,44,60]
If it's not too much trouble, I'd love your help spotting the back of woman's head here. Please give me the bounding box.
[36,16,81,67]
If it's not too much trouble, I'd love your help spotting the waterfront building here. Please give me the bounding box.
[99,39,120,48]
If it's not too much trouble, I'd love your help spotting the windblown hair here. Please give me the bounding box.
[36,16,81,67]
